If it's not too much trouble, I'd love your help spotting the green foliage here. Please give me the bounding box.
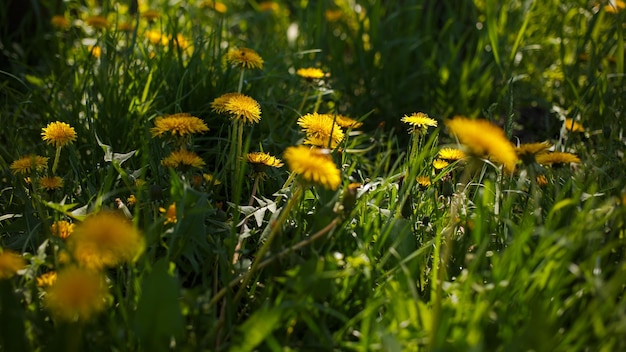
[0,0,625,350]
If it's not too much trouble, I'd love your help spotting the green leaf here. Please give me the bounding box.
[134,259,184,352]
[231,307,282,352]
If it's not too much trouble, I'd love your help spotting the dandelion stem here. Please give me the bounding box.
[51,146,62,175]
[237,69,245,93]
[298,85,311,113]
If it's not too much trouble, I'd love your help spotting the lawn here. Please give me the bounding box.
[1,0,625,351]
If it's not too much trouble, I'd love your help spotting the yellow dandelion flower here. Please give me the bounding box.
[325,9,343,22]
[39,176,64,191]
[51,15,70,30]
[535,152,581,167]
[45,267,109,321]
[203,173,221,186]
[211,92,241,114]
[516,141,552,165]
[37,271,57,287]
[284,145,341,190]
[85,15,109,29]
[42,121,77,148]
[68,211,145,270]
[127,194,137,206]
[150,113,209,138]
[333,114,363,129]
[402,112,438,134]
[162,150,205,169]
[259,2,280,12]
[536,175,549,187]
[432,159,450,170]
[445,116,518,173]
[564,118,585,132]
[246,152,284,175]
[159,203,177,224]
[145,30,168,45]
[117,22,134,32]
[296,67,325,80]
[438,148,466,161]
[172,33,192,52]
[141,10,160,21]
[0,249,26,279]
[88,45,101,58]
[51,220,75,239]
[10,155,49,175]
[605,0,626,13]
[416,176,431,188]
[224,94,262,124]
[201,0,228,13]
[298,113,345,149]
[226,47,264,70]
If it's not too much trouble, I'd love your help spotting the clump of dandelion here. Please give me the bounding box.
[0,249,26,279]
[445,116,518,174]
[161,149,205,170]
[42,121,77,174]
[51,220,75,239]
[536,151,581,168]
[298,113,345,149]
[10,155,48,175]
[44,267,109,322]
[68,211,144,270]
[37,271,57,287]
[284,145,341,190]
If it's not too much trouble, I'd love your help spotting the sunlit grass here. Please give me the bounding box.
[1,0,625,350]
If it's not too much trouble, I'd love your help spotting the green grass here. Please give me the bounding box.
[1,0,625,351]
